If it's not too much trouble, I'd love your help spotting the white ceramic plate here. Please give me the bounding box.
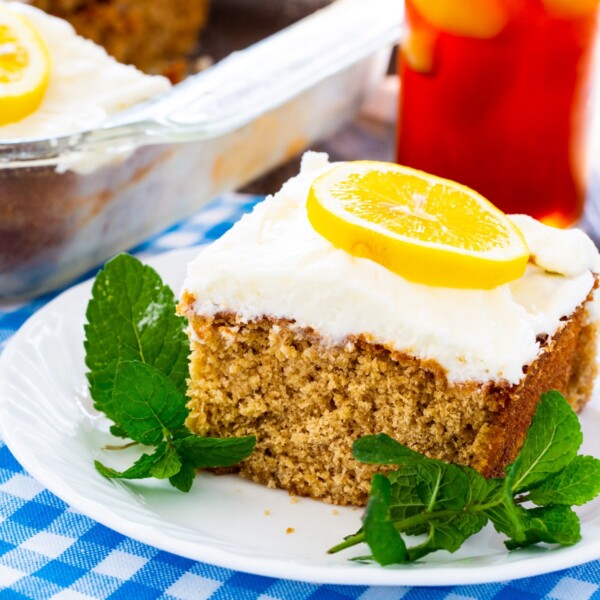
[1,247,599,586]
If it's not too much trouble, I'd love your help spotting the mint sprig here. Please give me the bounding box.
[85,253,189,424]
[85,254,255,492]
[329,391,600,562]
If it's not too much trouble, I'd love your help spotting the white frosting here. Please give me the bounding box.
[182,152,600,384]
[509,214,600,276]
[0,2,170,140]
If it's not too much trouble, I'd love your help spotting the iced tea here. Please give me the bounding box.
[397,0,599,227]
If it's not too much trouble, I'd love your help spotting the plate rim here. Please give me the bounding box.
[1,247,599,587]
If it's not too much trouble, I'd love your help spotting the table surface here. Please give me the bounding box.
[0,192,600,600]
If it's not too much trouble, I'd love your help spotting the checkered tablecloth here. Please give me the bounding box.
[0,193,599,600]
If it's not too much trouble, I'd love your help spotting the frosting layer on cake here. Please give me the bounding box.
[182,153,600,384]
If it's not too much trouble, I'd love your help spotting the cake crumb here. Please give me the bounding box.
[332,509,339,516]
[264,510,271,516]
[286,527,295,534]
[290,496,299,505]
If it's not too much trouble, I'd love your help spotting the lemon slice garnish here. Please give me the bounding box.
[402,26,437,72]
[306,161,530,289]
[410,0,508,38]
[0,6,51,126]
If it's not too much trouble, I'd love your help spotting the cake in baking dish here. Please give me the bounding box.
[21,0,210,79]
[0,2,170,140]
[178,152,600,506]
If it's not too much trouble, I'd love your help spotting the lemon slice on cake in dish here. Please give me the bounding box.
[0,5,51,126]
[306,161,530,289]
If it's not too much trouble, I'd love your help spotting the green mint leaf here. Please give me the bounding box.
[355,435,469,513]
[174,435,256,468]
[85,254,259,494]
[416,468,500,556]
[485,502,527,544]
[386,462,471,529]
[464,468,501,506]
[85,254,188,420]
[94,445,165,480]
[388,467,425,524]
[363,474,408,565]
[109,425,129,439]
[353,434,425,464]
[387,459,470,540]
[506,391,582,493]
[169,463,196,493]
[413,461,469,512]
[150,444,183,479]
[409,513,487,561]
[484,481,527,543]
[112,361,188,446]
[171,426,193,441]
[528,455,600,506]
[505,505,581,550]
[334,392,597,563]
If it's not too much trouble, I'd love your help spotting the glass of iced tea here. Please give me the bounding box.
[397,0,599,227]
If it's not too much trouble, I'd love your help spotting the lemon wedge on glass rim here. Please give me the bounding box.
[306,161,529,290]
[0,6,51,126]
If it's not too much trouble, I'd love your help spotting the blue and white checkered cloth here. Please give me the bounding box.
[0,193,599,600]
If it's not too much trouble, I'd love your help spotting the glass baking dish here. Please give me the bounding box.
[0,0,401,300]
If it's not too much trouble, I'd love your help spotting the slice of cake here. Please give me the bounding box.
[178,152,600,506]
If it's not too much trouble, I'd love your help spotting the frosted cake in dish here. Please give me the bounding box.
[0,2,170,141]
[0,1,172,298]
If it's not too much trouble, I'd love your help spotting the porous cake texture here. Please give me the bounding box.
[180,294,597,506]
[24,0,210,78]
[178,153,600,506]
